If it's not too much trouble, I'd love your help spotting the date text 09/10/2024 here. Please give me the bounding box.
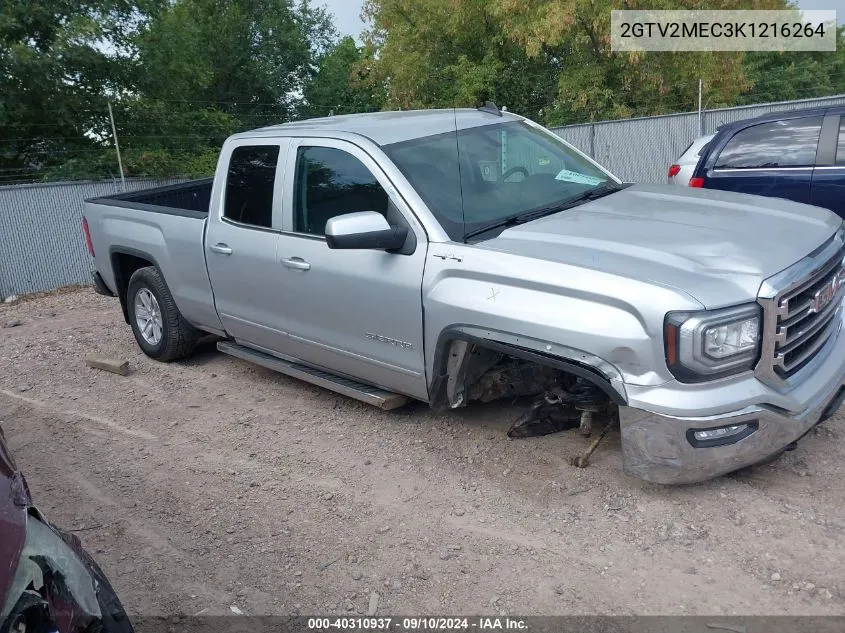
[307,618,529,630]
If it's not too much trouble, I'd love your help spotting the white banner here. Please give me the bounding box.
[611,10,837,52]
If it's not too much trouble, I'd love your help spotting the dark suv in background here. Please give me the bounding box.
[690,105,845,218]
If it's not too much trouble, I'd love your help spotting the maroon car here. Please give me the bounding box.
[0,425,134,633]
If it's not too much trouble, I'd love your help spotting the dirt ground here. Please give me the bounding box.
[2,287,845,618]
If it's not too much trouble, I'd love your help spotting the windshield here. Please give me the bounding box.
[382,120,616,241]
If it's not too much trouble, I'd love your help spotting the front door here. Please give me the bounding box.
[273,138,429,399]
[205,139,290,351]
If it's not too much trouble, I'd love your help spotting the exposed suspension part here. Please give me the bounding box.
[572,416,617,468]
[506,376,611,439]
[452,346,619,467]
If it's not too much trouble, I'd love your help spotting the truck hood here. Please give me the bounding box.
[479,183,841,308]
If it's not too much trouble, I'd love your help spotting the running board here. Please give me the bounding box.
[216,341,410,410]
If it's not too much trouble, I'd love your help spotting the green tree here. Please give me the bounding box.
[93,0,339,178]
[739,25,845,105]
[362,0,799,126]
[0,0,151,182]
[0,0,338,181]
[302,36,386,117]
[132,0,335,131]
[362,0,563,122]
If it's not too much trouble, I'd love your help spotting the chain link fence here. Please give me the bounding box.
[0,178,185,300]
[551,93,845,183]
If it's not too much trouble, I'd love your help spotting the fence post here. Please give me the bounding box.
[108,101,126,192]
[698,78,703,136]
[589,124,596,158]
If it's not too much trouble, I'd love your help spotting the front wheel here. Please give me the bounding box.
[126,266,198,361]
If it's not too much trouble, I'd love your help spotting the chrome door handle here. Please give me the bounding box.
[281,257,311,271]
[210,243,233,255]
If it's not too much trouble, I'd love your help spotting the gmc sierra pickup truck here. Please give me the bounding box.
[83,105,845,484]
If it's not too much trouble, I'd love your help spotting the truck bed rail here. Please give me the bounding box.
[86,178,212,217]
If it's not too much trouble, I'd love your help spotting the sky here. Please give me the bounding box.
[320,0,842,40]
[324,0,367,40]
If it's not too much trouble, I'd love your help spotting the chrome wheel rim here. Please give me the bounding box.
[134,288,163,345]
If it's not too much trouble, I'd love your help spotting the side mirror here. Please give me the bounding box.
[325,211,408,251]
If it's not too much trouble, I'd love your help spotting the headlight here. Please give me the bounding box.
[664,304,762,382]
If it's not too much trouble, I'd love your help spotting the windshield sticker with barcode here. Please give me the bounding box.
[555,170,606,186]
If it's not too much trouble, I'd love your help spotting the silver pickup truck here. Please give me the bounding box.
[83,106,845,484]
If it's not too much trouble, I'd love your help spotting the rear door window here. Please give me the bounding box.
[715,117,823,169]
[224,145,281,228]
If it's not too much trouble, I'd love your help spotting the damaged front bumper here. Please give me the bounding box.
[620,331,845,484]
[1,514,134,633]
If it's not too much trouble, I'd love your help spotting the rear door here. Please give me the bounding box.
[703,116,823,205]
[205,138,291,350]
[272,138,429,399]
[810,112,845,219]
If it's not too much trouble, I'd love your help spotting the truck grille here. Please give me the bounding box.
[757,234,845,386]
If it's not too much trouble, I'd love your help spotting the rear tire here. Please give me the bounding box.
[127,266,198,361]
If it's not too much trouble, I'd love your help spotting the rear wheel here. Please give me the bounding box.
[126,266,198,361]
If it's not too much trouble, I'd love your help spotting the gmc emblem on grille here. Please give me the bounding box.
[810,267,845,313]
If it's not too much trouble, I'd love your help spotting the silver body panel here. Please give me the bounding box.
[84,109,845,484]
[83,201,224,334]
[480,184,841,310]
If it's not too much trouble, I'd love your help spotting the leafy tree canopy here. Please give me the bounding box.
[361,0,844,126]
[2,0,844,182]
[0,0,154,181]
[302,36,386,117]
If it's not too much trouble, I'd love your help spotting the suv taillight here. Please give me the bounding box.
[688,177,704,188]
[82,217,94,256]
[668,164,681,178]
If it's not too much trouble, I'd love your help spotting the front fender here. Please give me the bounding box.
[422,247,704,394]
[427,325,628,409]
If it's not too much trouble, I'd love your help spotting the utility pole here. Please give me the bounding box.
[108,101,126,191]
[698,78,704,136]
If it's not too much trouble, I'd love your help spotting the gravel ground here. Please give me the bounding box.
[2,287,845,617]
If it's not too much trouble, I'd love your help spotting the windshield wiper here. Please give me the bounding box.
[463,182,624,241]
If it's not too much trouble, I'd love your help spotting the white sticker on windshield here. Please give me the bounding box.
[554,169,606,186]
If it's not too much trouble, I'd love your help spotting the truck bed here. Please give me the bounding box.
[87,178,213,217]
[84,176,223,335]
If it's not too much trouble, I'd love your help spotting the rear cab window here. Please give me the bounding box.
[715,117,823,169]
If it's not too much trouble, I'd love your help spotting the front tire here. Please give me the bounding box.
[127,266,198,361]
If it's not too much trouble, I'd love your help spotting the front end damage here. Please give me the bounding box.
[1,516,134,633]
[0,425,133,633]
[440,340,620,467]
